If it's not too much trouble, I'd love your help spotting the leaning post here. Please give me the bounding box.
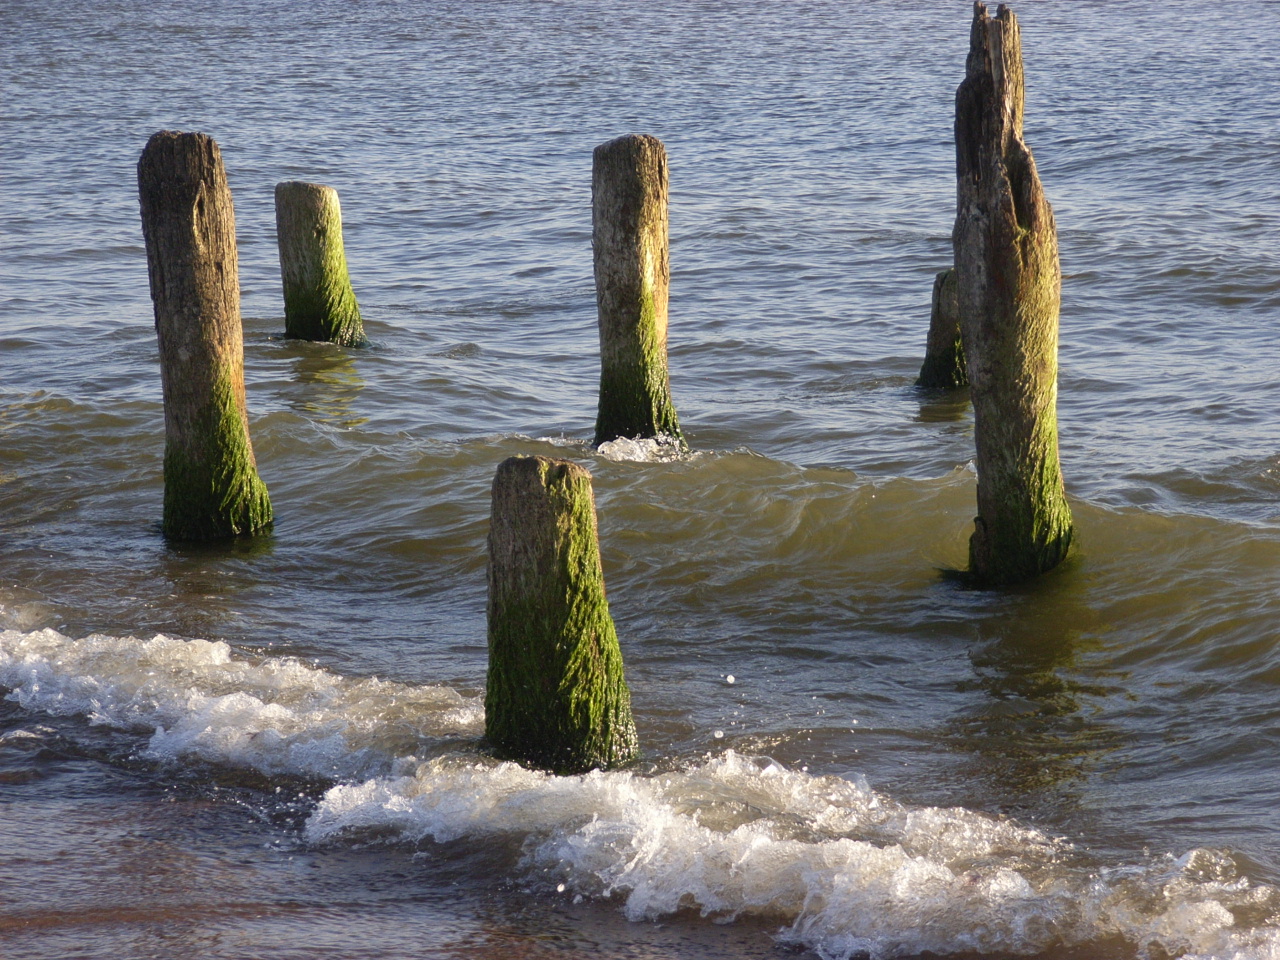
[953,2,1073,584]
[592,134,686,449]
[485,455,638,775]
[915,267,966,389]
[137,131,273,541]
[275,181,366,346]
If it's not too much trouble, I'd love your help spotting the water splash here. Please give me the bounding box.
[309,753,1280,959]
[594,435,690,463]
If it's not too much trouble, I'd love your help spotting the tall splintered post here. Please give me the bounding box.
[592,134,686,449]
[275,181,366,346]
[485,456,638,775]
[954,2,1073,584]
[138,131,273,541]
[916,267,967,389]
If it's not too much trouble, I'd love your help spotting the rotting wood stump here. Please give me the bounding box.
[916,267,966,390]
[953,2,1073,584]
[592,134,686,450]
[275,180,366,347]
[137,130,273,541]
[485,455,638,775]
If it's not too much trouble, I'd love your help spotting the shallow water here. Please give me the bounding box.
[3,0,1280,957]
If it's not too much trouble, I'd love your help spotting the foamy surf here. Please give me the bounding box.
[309,754,1280,960]
[0,627,483,781]
[1,627,1277,959]
[523,433,691,462]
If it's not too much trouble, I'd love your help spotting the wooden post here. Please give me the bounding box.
[275,181,366,346]
[592,134,686,450]
[915,267,966,389]
[137,131,273,541]
[485,456,638,775]
[953,2,1073,584]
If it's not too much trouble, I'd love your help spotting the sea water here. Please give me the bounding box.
[3,1,1280,957]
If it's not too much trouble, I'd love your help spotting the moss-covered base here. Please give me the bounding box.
[283,287,365,347]
[916,337,967,391]
[969,509,1073,586]
[593,286,684,449]
[276,182,367,347]
[967,406,1074,585]
[485,456,638,775]
[163,375,273,541]
[593,362,685,450]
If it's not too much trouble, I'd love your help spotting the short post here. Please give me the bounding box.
[274,181,366,346]
[953,2,1073,584]
[915,267,966,389]
[592,133,686,450]
[485,456,638,775]
[137,131,273,541]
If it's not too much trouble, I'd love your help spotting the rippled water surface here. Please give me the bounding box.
[3,1,1280,957]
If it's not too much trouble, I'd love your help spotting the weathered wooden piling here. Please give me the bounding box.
[137,131,273,541]
[592,133,686,449]
[485,455,638,775]
[916,267,966,389]
[953,2,1073,584]
[275,181,365,346]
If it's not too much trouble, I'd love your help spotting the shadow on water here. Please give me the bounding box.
[160,529,277,564]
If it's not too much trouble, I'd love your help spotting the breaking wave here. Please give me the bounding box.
[2,627,1278,959]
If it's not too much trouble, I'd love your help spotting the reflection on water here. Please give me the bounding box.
[290,350,369,430]
[950,590,1128,808]
[156,535,278,641]
[914,386,971,424]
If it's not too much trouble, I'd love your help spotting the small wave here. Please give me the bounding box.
[2,627,1278,959]
[0,628,482,781]
[309,752,1280,960]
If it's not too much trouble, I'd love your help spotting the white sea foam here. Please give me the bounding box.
[307,752,1280,959]
[2,627,1278,959]
[594,435,688,463]
[0,628,482,780]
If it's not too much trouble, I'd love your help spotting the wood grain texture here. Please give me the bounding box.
[592,134,685,449]
[953,3,1073,584]
[138,130,272,540]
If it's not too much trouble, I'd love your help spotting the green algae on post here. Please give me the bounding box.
[916,267,967,390]
[137,130,273,541]
[953,2,1073,584]
[592,134,686,450]
[485,456,638,775]
[275,181,366,347]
